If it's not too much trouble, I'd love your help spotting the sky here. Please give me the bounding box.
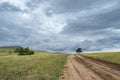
[0,0,120,53]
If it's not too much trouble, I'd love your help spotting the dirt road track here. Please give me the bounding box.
[60,55,120,80]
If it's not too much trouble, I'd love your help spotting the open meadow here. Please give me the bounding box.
[0,51,68,80]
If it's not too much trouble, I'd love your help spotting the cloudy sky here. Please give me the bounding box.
[0,0,120,53]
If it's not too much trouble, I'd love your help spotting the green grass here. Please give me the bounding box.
[0,52,68,80]
[83,52,120,64]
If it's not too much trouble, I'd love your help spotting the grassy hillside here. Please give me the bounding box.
[0,50,68,80]
[0,46,20,53]
[83,52,120,64]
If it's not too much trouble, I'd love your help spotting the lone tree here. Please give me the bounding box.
[14,47,34,55]
[76,48,82,53]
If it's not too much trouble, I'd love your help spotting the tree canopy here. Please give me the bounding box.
[76,48,82,53]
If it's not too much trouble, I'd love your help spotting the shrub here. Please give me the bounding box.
[14,47,34,55]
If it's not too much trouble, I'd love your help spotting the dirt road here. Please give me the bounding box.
[60,55,120,80]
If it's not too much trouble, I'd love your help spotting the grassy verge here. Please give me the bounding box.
[0,52,68,80]
[83,52,120,64]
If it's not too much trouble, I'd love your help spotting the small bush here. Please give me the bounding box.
[14,47,34,55]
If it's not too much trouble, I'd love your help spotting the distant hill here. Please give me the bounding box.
[0,46,21,53]
[0,46,53,54]
[0,46,21,49]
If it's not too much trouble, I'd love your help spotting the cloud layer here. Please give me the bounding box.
[0,0,120,53]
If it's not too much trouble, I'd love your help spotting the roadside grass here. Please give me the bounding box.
[83,52,120,64]
[0,52,68,80]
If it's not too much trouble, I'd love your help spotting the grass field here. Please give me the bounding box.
[0,51,68,80]
[83,52,120,64]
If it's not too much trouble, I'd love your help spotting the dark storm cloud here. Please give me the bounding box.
[51,0,94,12]
[0,2,21,12]
[44,8,53,17]
[50,0,112,13]
[95,8,120,29]
[0,24,33,42]
[61,1,120,35]
[26,0,42,9]
[0,28,12,40]
[89,36,120,51]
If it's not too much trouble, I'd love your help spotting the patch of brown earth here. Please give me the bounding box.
[60,55,120,80]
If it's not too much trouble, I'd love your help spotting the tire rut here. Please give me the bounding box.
[60,55,104,80]
[79,55,120,80]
